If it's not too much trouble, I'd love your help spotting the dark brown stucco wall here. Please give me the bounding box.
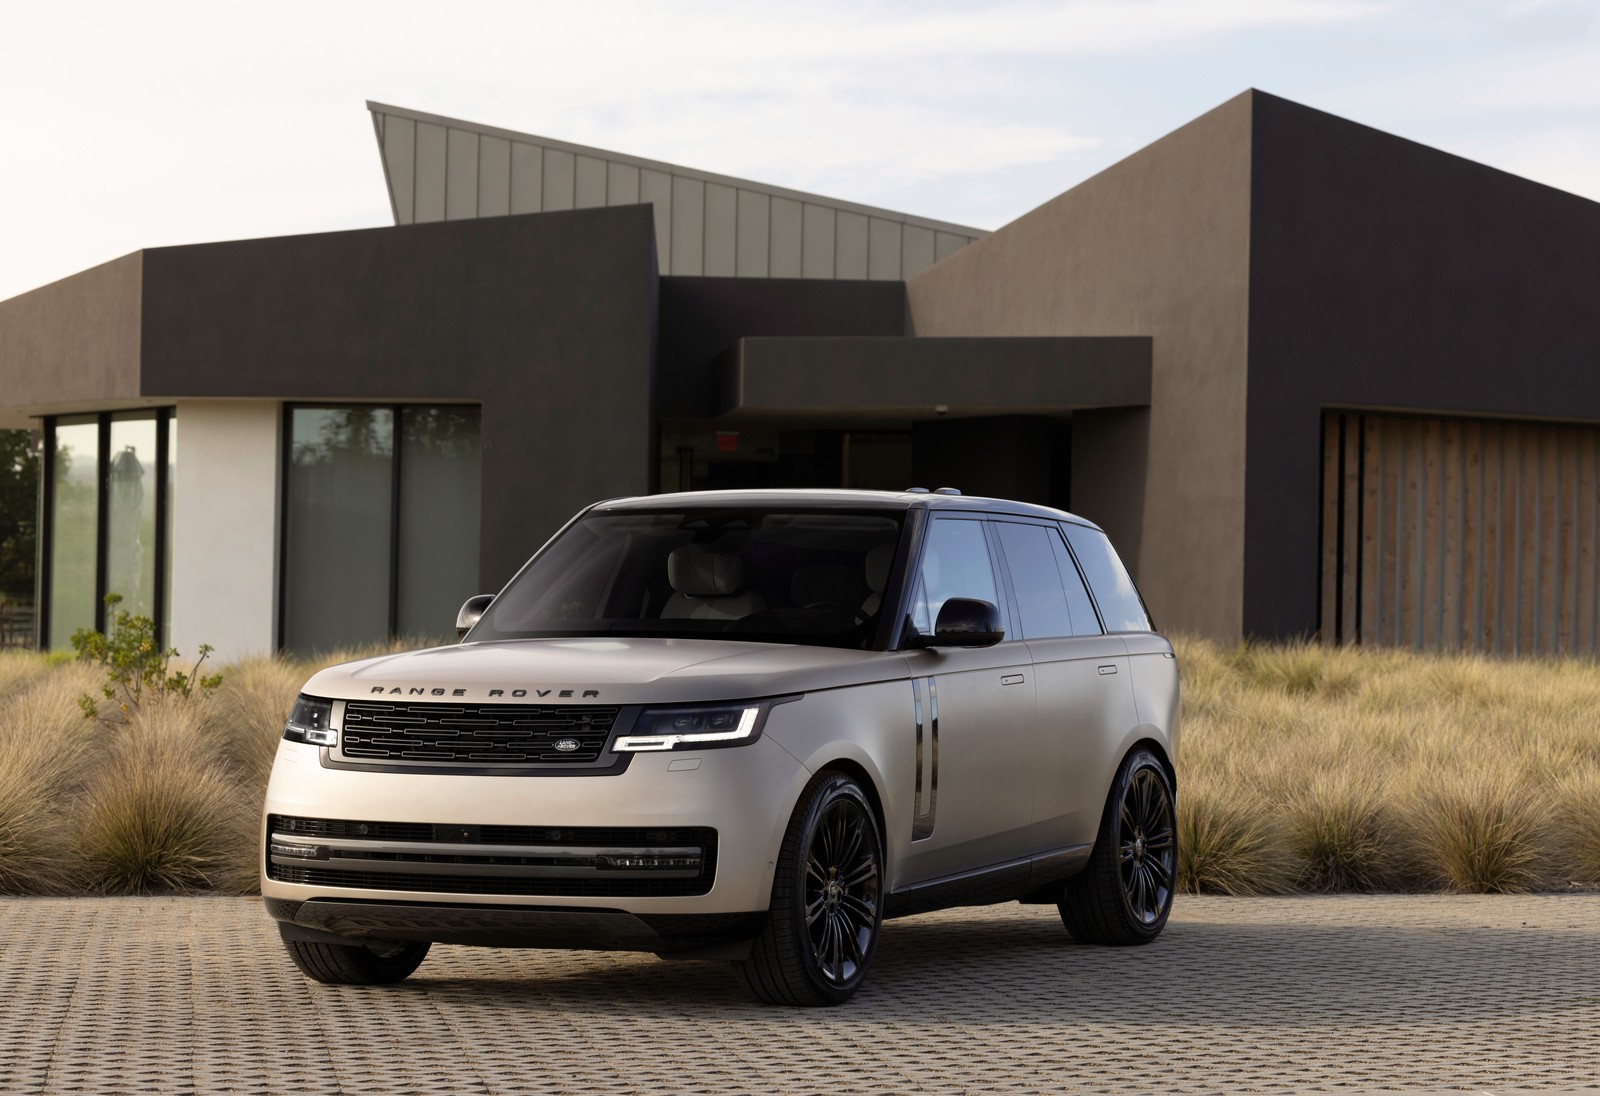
[138,207,658,588]
[1246,93,1600,639]
[906,95,1255,641]
[0,253,144,421]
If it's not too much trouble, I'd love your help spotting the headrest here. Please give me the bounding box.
[792,565,861,609]
[668,545,745,598]
[864,544,895,594]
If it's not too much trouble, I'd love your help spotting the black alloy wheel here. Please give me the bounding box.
[741,771,884,1006]
[1118,765,1176,927]
[1058,749,1176,946]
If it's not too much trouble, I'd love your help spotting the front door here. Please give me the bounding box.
[898,516,1036,885]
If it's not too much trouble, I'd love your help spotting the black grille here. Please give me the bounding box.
[268,866,712,898]
[267,815,717,898]
[340,701,619,764]
[272,816,703,847]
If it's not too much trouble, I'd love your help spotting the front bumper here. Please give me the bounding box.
[260,733,809,919]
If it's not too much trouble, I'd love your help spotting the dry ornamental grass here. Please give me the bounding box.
[0,637,1597,895]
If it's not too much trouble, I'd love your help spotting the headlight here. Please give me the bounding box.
[614,702,769,752]
[282,695,336,747]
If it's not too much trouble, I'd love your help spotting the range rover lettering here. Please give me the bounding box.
[262,489,1180,1006]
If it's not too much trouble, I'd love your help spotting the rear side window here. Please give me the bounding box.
[994,521,1099,638]
[1062,524,1151,632]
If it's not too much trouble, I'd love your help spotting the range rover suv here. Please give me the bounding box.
[262,489,1179,1005]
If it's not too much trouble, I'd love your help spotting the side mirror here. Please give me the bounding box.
[909,598,1005,649]
[456,594,494,641]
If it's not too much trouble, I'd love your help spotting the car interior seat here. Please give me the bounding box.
[661,544,767,620]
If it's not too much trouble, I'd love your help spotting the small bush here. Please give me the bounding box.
[71,594,221,725]
[74,702,253,894]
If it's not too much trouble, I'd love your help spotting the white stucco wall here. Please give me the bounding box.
[169,400,279,663]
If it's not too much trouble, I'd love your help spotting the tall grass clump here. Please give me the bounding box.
[1404,768,1546,893]
[203,656,304,785]
[74,702,255,894]
[1283,771,1398,891]
[1177,779,1294,895]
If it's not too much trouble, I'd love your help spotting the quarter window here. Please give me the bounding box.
[1062,524,1150,633]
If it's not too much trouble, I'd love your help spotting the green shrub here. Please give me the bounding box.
[71,594,221,725]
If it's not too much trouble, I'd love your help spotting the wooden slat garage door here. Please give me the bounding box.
[1320,411,1600,654]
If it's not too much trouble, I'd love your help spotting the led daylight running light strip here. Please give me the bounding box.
[615,706,759,752]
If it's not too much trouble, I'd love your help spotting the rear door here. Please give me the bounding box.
[992,519,1137,852]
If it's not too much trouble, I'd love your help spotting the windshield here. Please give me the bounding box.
[472,507,905,649]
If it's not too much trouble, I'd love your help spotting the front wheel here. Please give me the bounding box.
[283,938,430,985]
[1058,748,1176,946]
[740,770,884,1006]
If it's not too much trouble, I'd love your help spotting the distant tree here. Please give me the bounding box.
[0,429,40,604]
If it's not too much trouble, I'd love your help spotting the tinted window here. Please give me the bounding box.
[1062,524,1151,632]
[911,518,1000,635]
[995,521,1099,639]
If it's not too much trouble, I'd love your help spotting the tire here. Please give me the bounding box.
[740,770,884,1006]
[282,938,431,985]
[1058,748,1176,946]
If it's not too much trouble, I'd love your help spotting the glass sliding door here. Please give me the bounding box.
[47,418,100,647]
[282,408,395,656]
[397,406,481,641]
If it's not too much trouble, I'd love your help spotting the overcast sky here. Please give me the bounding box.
[2,0,1598,302]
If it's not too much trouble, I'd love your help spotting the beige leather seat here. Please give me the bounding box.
[661,545,766,620]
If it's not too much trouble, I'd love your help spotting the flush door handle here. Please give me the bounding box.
[1098,664,1118,676]
[1000,673,1025,686]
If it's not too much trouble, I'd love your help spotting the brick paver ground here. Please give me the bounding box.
[1,894,1596,1094]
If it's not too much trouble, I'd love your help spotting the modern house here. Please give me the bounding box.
[3,90,1599,661]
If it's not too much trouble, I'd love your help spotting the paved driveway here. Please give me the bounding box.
[1,895,1597,1094]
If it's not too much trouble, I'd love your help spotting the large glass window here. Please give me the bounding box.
[42,410,175,650]
[47,418,100,645]
[281,405,481,655]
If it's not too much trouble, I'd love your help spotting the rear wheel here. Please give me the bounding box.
[740,770,884,1006]
[282,938,431,985]
[1058,749,1176,945]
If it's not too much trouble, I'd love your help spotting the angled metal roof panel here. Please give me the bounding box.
[368,102,987,280]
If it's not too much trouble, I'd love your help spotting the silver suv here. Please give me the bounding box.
[262,489,1179,1005]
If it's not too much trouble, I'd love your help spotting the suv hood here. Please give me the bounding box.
[301,638,913,706]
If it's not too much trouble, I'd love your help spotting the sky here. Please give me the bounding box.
[2,0,1598,302]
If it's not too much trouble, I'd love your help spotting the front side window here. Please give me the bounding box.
[474,508,904,650]
[909,517,1000,636]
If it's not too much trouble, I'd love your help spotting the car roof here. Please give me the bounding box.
[588,488,1103,530]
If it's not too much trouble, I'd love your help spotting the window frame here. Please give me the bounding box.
[38,408,174,649]
[989,517,1104,641]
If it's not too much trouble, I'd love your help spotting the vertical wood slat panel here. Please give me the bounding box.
[1460,419,1482,652]
[1360,418,1381,645]
[1561,425,1574,649]
[1579,431,1598,654]
[1440,419,1463,650]
[1341,414,1361,644]
[1421,418,1442,649]
[1322,411,1600,655]
[1320,415,1340,643]
[1482,422,1503,653]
